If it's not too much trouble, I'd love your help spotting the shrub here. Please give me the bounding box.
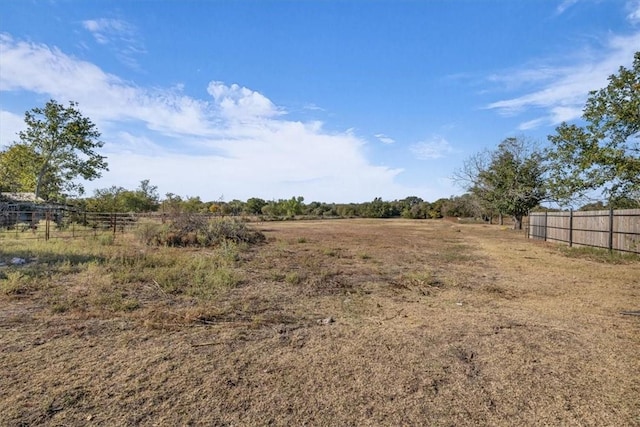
[136,215,265,247]
[134,219,164,245]
[205,218,265,245]
[0,271,31,295]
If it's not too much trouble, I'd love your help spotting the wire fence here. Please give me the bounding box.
[0,209,145,241]
[528,208,640,254]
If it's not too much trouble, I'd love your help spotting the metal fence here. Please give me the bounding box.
[0,209,240,241]
[0,209,152,241]
[528,209,640,254]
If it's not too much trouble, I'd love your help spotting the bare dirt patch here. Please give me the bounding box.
[1,219,638,426]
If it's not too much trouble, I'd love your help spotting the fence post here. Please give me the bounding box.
[608,207,614,251]
[544,211,548,241]
[569,209,573,247]
[113,213,117,236]
[45,211,50,241]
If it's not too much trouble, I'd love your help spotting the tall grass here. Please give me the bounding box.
[0,218,261,313]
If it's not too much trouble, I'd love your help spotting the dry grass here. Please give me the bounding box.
[1,219,638,426]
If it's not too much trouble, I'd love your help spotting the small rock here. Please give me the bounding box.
[456,302,463,306]
[317,317,335,325]
[11,257,26,265]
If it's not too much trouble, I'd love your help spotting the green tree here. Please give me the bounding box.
[305,202,338,217]
[456,137,547,229]
[428,198,448,219]
[86,186,127,212]
[14,99,108,200]
[547,52,640,204]
[0,144,59,195]
[85,180,159,212]
[282,196,305,217]
[182,196,206,213]
[335,203,358,217]
[361,197,396,218]
[134,179,160,211]
[442,194,482,218]
[161,193,183,214]
[245,197,267,215]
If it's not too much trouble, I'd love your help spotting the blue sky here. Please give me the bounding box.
[1,0,639,203]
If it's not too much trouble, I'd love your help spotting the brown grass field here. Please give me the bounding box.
[1,219,639,426]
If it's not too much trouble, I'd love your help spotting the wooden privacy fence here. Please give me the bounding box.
[528,209,640,254]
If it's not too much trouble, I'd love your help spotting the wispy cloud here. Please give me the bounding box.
[0,34,212,136]
[410,137,454,160]
[485,27,640,129]
[82,18,133,44]
[303,103,325,112]
[0,110,24,145]
[555,0,579,15]
[374,133,395,144]
[628,0,640,23]
[0,33,418,202]
[81,18,145,70]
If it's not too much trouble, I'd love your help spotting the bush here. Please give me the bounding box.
[134,219,164,245]
[136,215,265,247]
[205,218,265,245]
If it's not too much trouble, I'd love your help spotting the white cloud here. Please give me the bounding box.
[410,137,454,160]
[0,33,414,203]
[0,110,24,147]
[628,0,640,23]
[486,30,640,128]
[207,81,283,121]
[82,18,135,42]
[374,133,395,144]
[0,34,213,137]
[81,18,145,70]
[303,103,325,112]
[556,0,579,15]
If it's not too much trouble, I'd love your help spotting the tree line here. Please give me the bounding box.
[76,184,633,220]
[75,186,488,221]
[1,52,638,228]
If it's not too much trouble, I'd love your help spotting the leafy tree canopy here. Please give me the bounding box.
[547,51,640,204]
[455,137,547,229]
[13,99,108,201]
[0,144,58,196]
[85,180,159,212]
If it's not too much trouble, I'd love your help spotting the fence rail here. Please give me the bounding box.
[528,209,640,254]
[0,209,148,241]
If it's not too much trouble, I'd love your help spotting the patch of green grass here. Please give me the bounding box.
[97,233,115,246]
[218,240,241,264]
[557,245,640,263]
[285,271,305,285]
[322,248,340,257]
[186,266,241,300]
[268,270,286,282]
[92,286,141,312]
[50,300,71,314]
[437,245,474,263]
[0,271,31,295]
[0,226,255,313]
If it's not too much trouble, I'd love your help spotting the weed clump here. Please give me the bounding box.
[135,216,265,247]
